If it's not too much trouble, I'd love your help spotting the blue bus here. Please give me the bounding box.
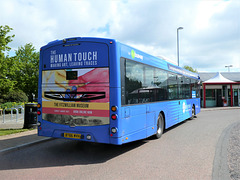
[37,37,200,145]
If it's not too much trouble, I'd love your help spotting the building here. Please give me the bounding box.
[199,72,240,108]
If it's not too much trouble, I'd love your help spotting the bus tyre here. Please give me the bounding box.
[190,106,195,120]
[155,113,164,139]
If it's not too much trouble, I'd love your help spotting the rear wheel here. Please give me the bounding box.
[190,106,195,120]
[155,113,164,139]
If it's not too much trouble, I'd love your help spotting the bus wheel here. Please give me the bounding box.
[155,113,164,139]
[190,106,195,120]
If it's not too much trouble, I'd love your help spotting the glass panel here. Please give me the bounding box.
[234,89,238,106]
[154,69,168,101]
[183,77,191,98]
[239,89,240,106]
[125,60,144,104]
[144,66,154,88]
[206,89,216,107]
[206,89,216,101]
[228,89,231,106]
[178,75,183,99]
[121,58,200,105]
[168,73,178,100]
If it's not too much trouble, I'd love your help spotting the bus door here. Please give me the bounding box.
[167,101,180,126]
[167,74,180,125]
[121,105,147,141]
[146,105,156,137]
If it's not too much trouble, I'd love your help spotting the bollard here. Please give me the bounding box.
[15,108,18,122]
[3,109,5,123]
[11,108,13,121]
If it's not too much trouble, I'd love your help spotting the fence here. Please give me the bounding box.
[1,106,25,123]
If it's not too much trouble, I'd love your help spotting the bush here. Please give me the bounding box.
[1,102,15,110]
[3,90,28,103]
[1,102,25,109]
[0,102,25,114]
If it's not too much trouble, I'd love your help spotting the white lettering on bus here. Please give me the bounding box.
[83,52,87,61]
[68,53,72,62]
[78,53,82,61]
[64,54,68,62]
[50,55,54,63]
[74,53,77,61]
[50,51,98,64]
[88,52,92,60]
[59,54,63,62]
[93,51,97,60]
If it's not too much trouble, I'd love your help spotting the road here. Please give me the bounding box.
[0,109,239,180]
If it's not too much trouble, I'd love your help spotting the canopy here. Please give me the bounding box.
[204,72,234,83]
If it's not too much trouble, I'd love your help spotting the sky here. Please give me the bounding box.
[0,0,239,72]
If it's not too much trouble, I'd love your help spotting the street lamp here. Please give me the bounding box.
[225,65,233,72]
[177,27,183,66]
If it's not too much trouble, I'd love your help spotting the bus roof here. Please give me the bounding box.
[41,37,199,80]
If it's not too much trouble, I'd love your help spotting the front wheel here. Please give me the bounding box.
[155,113,164,139]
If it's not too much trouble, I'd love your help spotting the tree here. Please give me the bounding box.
[14,43,39,101]
[0,25,15,102]
[0,25,15,59]
[183,65,198,73]
[0,25,39,103]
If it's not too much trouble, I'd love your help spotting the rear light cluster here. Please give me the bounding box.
[111,127,117,134]
[37,103,41,129]
[111,114,117,120]
[37,103,41,115]
[110,106,118,135]
[111,106,117,120]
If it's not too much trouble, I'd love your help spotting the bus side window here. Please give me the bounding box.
[168,73,178,100]
[154,68,168,101]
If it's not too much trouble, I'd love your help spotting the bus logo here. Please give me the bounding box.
[131,50,135,59]
[131,50,143,60]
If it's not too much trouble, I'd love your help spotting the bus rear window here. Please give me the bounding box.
[66,71,78,80]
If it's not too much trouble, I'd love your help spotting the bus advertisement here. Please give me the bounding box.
[37,37,200,145]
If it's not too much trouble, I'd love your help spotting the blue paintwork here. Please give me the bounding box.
[38,37,201,145]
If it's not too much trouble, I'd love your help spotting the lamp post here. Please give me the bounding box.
[225,65,233,72]
[177,27,183,66]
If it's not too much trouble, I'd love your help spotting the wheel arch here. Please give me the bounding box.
[192,103,196,115]
[159,111,166,130]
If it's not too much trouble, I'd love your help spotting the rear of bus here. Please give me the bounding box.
[37,37,120,144]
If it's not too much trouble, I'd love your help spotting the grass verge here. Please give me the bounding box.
[0,129,30,136]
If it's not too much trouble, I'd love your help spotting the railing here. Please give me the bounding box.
[1,106,24,123]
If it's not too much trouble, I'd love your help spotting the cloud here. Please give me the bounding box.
[1,0,57,51]
[181,0,240,71]
[0,0,239,72]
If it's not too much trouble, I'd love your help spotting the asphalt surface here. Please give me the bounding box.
[0,107,239,179]
[227,122,240,180]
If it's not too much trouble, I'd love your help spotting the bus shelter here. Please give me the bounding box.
[202,72,240,108]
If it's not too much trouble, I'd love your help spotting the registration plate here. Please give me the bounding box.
[64,133,81,139]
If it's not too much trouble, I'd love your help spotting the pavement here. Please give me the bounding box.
[0,113,25,129]
[0,107,239,179]
[0,113,52,154]
[0,129,52,155]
